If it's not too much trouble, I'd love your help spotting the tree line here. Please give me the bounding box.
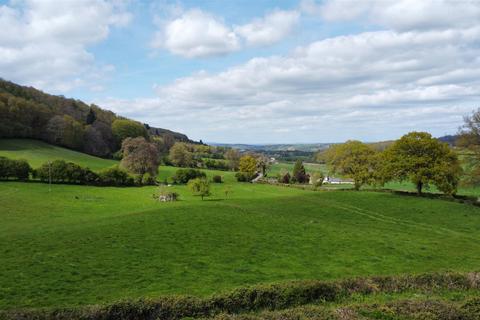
[0,79,191,158]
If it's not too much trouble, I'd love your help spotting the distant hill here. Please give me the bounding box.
[210,143,331,152]
[0,79,194,157]
[438,135,458,146]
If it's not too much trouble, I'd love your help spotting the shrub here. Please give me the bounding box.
[0,157,31,180]
[279,172,291,184]
[36,160,95,184]
[188,178,211,200]
[141,173,156,185]
[235,171,257,182]
[172,168,206,184]
[212,175,222,183]
[98,166,133,186]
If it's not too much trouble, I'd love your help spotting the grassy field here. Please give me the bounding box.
[0,139,117,170]
[2,179,480,310]
[269,161,328,177]
[2,138,480,313]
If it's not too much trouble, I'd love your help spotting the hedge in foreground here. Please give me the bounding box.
[2,271,479,320]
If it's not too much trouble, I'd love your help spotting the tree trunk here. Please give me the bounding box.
[354,181,361,191]
[416,181,423,195]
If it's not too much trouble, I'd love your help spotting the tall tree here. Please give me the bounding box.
[120,137,159,175]
[169,143,194,167]
[458,108,480,185]
[325,140,377,190]
[292,159,309,184]
[111,119,148,146]
[225,148,240,171]
[384,132,461,195]
[238,155,257,179]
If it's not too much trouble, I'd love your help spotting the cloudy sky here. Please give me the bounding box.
[1,0,479,143]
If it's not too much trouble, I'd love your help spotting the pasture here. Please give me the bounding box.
[2,178,480,310]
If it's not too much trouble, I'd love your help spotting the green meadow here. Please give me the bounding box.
[1,139,480,313]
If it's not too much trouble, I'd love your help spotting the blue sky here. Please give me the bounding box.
[1,0,479,143]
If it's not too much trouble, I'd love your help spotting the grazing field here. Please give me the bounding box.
[1,179,480,310]
[269,161,328,176]
[0,139,117,170]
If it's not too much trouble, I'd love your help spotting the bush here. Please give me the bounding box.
[98,166,133,186]
[141,173,156,185]
[212,175,222,183]
[172,168,206,184]
[0,157,31,180]
[188,178,211,200]
[35,160,96,184]
[235,172,256,182]
[278,172,291,184]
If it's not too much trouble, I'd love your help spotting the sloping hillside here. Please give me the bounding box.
[0,139,117,170]
[0,79,194,157]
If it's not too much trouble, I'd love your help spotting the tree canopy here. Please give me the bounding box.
[325,140,377,190]
[384,132,461,195]
[120,137,159,176]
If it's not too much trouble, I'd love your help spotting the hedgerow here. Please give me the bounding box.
[1,271,479,320]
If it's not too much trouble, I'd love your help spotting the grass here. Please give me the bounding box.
[2,138,480,313]
[2,180,480,310]
[0,139,117,170]
[269,161,328,177]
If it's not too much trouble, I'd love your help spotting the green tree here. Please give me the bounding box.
[188,178,211,200]
[292,160,308,184]
[238,155,257,180]
[169,143,194,167]
[458,109,480,185]
[225,148,240,171]
[384,132,461,195]
[325,140,377,190]
[120,137,159,176]
[111,119,148,145]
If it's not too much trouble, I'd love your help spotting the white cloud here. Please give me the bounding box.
[151,9,240,58]
[0,0,131,92]
[151,7,299,58]
[234,9,300,46]
[104,22,480,142]
[303,0,480,31]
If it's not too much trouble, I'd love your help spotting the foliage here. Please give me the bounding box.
[384,132,462,195]
[187,178,211,200]
[172,168,206,184]
[111,119,148,145]
[120,137,159,175]
[34,160,97,184]
[236,155,258,181]
[278,172,291,184]
[0,157,31,180]
[154,186,179,202]
[169,143,194,167]
[291,160,309,184]
[204,158,229,171]
[311,172,324,188]
[1,271,479,319]
[141,173,156,186]
[97,166,134,186]
[457,108,480,185]
[212,175,222,183]
[225,148,240,171]
[325,140,377,190]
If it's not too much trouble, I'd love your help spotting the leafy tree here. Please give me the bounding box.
[238,155,257,180]
[169,143,194,167]
[279,172,291,184]
[458,109,480,185]
[86,108,96,125]
[45,115,84,150]
[256,154,270,176]
[111,119,148,145]
[225,148,240,171]
[292,160,309,184]
[172,168,206,184]
[120,137,159,175]
[311,172,325,188]
[0,157,31,180]
[188,178,211,200]
[325,140,377,190]
[384,132,461,195]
